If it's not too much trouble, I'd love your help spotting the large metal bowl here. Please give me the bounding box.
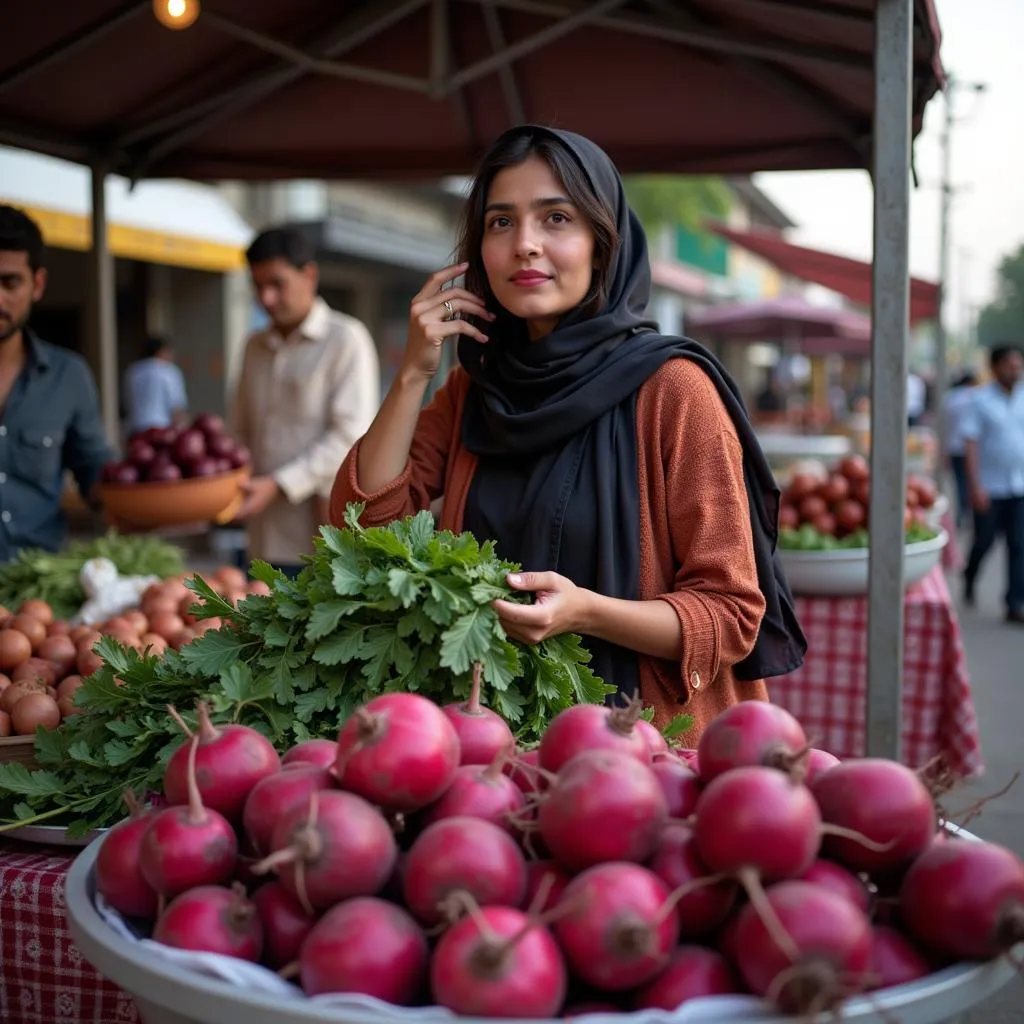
[65,824,1021,1024]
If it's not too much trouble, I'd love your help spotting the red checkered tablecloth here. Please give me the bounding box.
[0,840,138,1024]
[769,565,983,780]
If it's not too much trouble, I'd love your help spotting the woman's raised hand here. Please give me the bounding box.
[402,262,494,380]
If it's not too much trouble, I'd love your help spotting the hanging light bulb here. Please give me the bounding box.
[152,0,201,30]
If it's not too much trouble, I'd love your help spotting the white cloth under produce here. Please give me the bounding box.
[230,298,381,564]
[94,893,781,1022]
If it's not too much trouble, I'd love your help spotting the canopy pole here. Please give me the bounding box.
[88,162,121,446]
[866,0,914,760]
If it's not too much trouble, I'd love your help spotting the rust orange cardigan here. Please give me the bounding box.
[330,358,769,745]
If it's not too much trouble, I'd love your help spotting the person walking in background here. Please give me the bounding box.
[961,345,1024,624]
[943,369,978,528]
[0,205,113,558]
[124,335,188,434]
[231,226,381,577]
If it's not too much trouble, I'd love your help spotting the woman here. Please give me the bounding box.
[330,125,805,739]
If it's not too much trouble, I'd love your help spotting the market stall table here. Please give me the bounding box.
[0,838,137,1024]
[770,565,982,779]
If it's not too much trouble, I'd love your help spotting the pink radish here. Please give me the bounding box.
[804,747,841,783]
[648,822,738,937]
[734,880,872,1014]
[140,735,238,899]
[538,750,667,871]
[282,739,338,769]
[431,904,567,1017]
[300,897,429,1003]
[524,860,571,914]
[632,946,741,1010]
[553,862,680,991]
[95,792,159,919]
[696,701,807,783]
[811,758,936,873]
[442,662,515,766]
[163,703,280,824]
[634,717,668,756]
[256,789,397,913]
[252,881,315,970]
[693,766,821,883]
[538,698,651,774]
[242,764,334,856]
[403,817,527,925]
[899,838,1024,959]
[798,859,871,914]
[865,925,931,989]
[421,753,526,833]
[333,693,460,812]
[650,756,702,819]
[153,884,262,962]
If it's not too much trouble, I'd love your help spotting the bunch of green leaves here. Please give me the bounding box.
[0,505,618,833]
[0,638,230,837]
[0,531,184,618]
[182,503,613,742]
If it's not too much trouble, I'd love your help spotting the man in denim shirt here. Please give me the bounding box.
[0,206,113,560]
[962,344,1024,624]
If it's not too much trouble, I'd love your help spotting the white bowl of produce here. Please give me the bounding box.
[778,530,948,598]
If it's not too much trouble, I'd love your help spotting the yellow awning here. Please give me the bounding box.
[16,204,246,273]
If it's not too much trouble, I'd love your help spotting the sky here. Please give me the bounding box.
[754,0,1024,339]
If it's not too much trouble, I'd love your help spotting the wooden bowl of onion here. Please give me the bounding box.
[96,416,252,529]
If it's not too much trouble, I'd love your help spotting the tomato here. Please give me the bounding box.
[819,474,851,505]
[837,455,869,483]
[853,480,870,507]
[786,473,820,503]
[778,505,800,530]
[799,495,829,522]
[811,512,838,537]
[834,499,866,533]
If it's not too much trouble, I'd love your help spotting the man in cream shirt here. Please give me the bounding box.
[231,227,380,576]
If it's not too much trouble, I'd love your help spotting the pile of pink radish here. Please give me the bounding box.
[93,677,1024,1020]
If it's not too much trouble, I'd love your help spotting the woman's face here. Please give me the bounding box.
[480,155,596,341]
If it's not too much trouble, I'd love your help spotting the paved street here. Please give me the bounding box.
[943,539,1024,1020]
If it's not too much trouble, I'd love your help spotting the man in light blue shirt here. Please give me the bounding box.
[961,345,1024,623]
[124,336,188,435]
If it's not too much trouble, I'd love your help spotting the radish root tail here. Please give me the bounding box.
[166,704,193,739]
[737,867,801,964]
[819,824,898,852]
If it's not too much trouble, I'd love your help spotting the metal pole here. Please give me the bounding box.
[88,163,121,446]
[866,0,913,760]
[932,76,954,477]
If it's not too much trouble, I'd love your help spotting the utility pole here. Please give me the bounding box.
[933,74,985,473]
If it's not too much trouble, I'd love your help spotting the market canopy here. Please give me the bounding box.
[687,295,872,345]
[2,0,943,181]
[707,223,941,325]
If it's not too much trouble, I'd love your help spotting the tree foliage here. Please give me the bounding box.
[978,244,1024,348]
[622,175,732,235]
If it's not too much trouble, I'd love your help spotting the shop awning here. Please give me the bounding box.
[707,224,941,325]
[0,147,252,273]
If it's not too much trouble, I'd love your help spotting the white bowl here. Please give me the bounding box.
[63,822,1021,1024]
[778,530,948,597]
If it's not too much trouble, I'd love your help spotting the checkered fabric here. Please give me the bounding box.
[0,840,138,1024]
[769,565,984,780]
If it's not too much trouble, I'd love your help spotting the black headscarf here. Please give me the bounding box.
[458,125,806,698]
